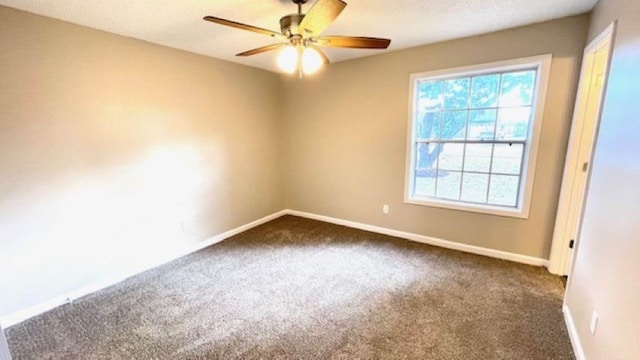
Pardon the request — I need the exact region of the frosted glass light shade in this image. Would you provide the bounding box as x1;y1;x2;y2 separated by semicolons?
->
302;47;323;75
277;46;298;73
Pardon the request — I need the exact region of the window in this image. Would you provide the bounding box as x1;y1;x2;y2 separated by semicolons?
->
405;55;551;218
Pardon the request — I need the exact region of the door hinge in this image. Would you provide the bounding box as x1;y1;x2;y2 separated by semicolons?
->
582;162;589;173
569;239;575;249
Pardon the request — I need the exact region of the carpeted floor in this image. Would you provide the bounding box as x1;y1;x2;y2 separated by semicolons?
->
6;215;574;359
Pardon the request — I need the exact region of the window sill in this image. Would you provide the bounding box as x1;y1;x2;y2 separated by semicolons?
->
404;196;530;219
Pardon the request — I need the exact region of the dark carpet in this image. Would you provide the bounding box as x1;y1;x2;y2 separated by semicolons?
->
6;215;574;359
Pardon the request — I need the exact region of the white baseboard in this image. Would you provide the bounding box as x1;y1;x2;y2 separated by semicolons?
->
286;210;549;267
0;210;288;329
563;304;586;360
0;324;11;360
1;208;549;328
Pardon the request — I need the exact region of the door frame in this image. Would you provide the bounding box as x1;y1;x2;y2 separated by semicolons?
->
548;22;616;276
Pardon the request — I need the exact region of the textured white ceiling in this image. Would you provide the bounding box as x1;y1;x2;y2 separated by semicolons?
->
0;0;598;73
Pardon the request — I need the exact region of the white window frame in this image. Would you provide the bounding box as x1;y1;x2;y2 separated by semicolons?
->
404;54;552;219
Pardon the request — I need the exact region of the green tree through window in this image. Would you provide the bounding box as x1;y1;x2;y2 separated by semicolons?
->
409;67;539;209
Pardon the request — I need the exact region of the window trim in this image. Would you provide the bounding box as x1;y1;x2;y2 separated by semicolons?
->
404;54;553;219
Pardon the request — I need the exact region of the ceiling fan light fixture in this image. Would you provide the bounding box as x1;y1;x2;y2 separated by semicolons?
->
277;45;298;73
301;46;324;75
204;0;391;75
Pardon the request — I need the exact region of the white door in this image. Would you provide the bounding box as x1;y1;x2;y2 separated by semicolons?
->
548;23;616;276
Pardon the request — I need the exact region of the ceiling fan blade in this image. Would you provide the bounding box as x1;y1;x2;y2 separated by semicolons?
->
203;16;284;38
299;0;347;36
314;36;391;49
236;43;288;57
308;45;330;64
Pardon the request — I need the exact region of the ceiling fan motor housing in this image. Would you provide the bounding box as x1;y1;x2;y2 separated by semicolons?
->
280;14;305;37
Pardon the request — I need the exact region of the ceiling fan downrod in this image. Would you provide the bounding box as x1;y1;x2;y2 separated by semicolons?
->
291;0;309;15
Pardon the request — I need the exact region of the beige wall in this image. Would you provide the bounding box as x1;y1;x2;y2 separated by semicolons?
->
565;0;640;359
282;15;589;259
0;6;285;317
0;4;596;326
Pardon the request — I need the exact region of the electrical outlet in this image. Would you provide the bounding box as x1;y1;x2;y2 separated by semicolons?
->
590;311;599;335
383;205;390;214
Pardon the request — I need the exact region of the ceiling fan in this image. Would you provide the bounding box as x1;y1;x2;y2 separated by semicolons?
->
203;0;391;76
